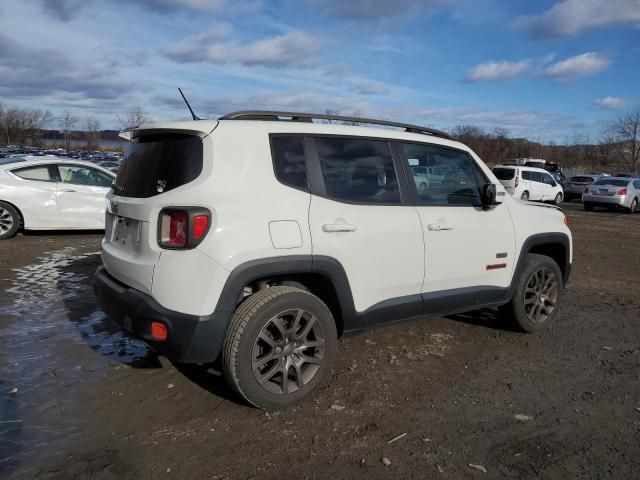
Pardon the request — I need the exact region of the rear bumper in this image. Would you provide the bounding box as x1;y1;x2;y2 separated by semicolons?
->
582;195;628;207
94;266;223;364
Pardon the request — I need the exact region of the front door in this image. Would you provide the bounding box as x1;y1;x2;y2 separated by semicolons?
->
307;136;424;315
55;164;113;228
398;142;516;295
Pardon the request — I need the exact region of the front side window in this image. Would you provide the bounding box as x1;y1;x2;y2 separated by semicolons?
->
270;135;308;191
314;136;400;204
12;166;54;182
58;165;114;187
401;143;481;206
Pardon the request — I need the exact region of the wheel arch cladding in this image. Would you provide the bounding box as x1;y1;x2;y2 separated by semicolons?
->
516;233;571;287
215;255;355;338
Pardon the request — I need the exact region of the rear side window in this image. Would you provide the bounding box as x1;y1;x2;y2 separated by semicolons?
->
314;136;400;204
492;168;515;180
114;134;203;198
12;165;54;182
270;135;308;191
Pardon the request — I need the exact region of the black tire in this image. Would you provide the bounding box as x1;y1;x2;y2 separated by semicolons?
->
501;253;563;333
553;193;563;205
627;198;638;214
520;191;530;201
0;201;20;240
223;286;337;409
584;203;594;211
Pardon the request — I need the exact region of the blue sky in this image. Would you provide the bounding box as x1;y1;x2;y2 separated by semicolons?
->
0;0;638;142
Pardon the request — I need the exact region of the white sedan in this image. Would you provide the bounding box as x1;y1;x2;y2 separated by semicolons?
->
0;156;115;239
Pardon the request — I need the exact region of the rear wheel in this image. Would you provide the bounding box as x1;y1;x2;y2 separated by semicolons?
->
553;192;563;205
501;254;562;333
418;182;429;194
627;198;638;214
0;202;20;240
223;286;337;409
520;191;530;201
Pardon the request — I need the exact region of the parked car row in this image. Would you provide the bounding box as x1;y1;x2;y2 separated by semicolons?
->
492;165;640;214
0;146;123;173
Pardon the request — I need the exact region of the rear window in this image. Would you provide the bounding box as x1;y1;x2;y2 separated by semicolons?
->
113;134;203;198
594;178;628;187
570;176;595;183
493;168;515;180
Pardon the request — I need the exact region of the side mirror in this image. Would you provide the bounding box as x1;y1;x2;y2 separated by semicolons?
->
482;183;503;207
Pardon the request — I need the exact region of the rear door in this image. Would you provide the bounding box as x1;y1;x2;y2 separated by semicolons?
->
103;133;205;294
492;167;516;194
307;135;424;317
56;164;114;228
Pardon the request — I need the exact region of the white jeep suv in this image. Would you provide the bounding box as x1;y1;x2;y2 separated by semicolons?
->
94;111;572;409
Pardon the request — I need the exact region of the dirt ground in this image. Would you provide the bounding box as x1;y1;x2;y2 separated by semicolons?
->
1;202;639;480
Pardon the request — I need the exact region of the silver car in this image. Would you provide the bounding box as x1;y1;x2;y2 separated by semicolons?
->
582;177;640;213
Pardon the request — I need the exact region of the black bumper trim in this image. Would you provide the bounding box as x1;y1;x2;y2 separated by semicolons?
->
94;266;223;364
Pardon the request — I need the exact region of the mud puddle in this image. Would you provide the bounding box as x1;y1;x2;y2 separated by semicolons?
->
0;246;154;474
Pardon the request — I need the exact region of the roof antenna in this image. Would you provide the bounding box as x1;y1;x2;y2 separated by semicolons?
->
178;88;201;121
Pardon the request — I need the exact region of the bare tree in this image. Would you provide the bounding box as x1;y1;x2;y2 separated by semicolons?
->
59;110;78;151
117;106;151;129
613;108;640;171
23;109;53;146
83;116;101;148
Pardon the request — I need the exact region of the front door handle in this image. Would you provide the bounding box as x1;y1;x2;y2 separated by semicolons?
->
427;222;454;231
322;224;357;233
61;188;76;193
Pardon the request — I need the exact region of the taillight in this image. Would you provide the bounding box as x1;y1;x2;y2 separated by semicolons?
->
617;188;627;196
515;175;520;188
193;215;209;240
158;208;211;249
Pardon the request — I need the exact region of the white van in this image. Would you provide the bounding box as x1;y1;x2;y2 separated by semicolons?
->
492;165;564;203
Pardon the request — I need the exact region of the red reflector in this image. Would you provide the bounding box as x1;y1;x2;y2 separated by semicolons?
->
168;211;188;247
617;188;627;196
193;215;209;240
151;322;168;341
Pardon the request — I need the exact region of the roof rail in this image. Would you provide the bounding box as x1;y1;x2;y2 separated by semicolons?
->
218;110;452;140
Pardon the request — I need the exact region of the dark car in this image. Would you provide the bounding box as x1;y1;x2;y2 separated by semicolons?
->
564;175;601;201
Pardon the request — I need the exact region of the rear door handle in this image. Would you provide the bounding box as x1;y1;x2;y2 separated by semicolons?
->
322;224;357;233
427;222;454;231
61;189;76;193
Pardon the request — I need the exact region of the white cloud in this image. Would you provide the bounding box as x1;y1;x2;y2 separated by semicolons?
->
516;0;640;38
596;96;625;109
465;59;533;82
543;52;611;81
165;30;320;67
38;0;224;20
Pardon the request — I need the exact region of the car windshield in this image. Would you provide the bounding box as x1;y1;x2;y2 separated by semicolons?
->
492;168;515;180
594;179;628;187
570;176;595;183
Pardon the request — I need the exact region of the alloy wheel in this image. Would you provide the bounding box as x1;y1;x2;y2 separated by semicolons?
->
252;309;325;395
0;206;14;236
523;268;558;324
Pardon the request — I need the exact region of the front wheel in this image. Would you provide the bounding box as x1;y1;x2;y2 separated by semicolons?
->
520;191;530;201
627;198;638;214
223;286;337;409
0;202;20;240
553;193;563;205
501;254;563;333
